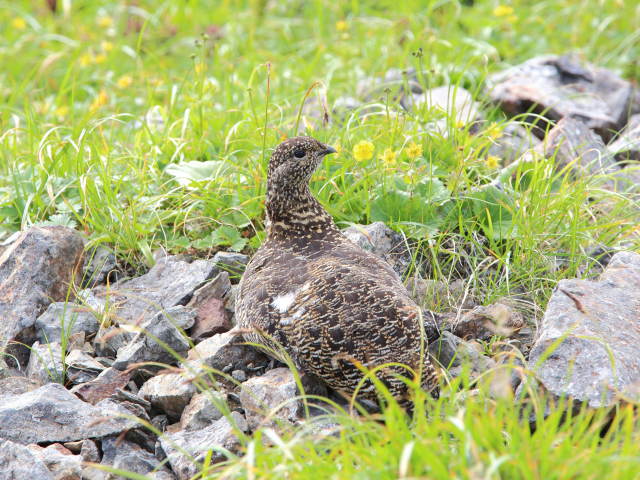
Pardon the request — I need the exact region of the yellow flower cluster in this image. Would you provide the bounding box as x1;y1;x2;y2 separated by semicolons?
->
485;155;501;169
352;140;374;161
380;148;396;165
12;17;27;30
405;142;423;159
493;5;517;23
116;75;133;89
90;89;108;112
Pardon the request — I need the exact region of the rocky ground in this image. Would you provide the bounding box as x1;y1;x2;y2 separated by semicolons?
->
1;54;640;479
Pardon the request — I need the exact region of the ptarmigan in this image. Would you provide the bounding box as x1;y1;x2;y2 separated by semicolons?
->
236;136;439;407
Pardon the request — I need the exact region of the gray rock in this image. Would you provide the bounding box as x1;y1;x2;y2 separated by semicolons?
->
25;341;64;385
83;436;174;480
0;440;54;480
29;443;82;480
342;222;412;277
239;367;302;431
608;114;640;162
429;331;496;378
403;86;481;128
106;255;218;326
187;272;233;342
139;373;196;421
541;117;617;179
231;369;247;382
65;348;106;384
405;276;476;311
0;375;40;395
160;411;248;479
0;383;138;444
527;251;640;407
94;324;136;358
83;245;119;287
0;226;85;368
181;331;267;379
35;301;100;344
112;306;194;371
212;251;249;277
180;391;226;431
80;438;101;463
487;122;541;165
70;367;132;405
487;54;633;141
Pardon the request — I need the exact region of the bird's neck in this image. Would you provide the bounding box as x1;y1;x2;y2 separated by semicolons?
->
265;182;339;238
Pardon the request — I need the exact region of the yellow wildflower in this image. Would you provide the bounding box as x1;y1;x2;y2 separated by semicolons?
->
195;62;205;74
54;105;69;118
493;5;514;17
380;148;397;165
116;75;133;89
405;142;423;159
93;53;107;64
352;140;374;161
12;17;27;30
79;52;92;67
97;16;113;28
101;41;114;52
486;123;503;140
90;89;108;111
336;20;348;32
486;155;501;169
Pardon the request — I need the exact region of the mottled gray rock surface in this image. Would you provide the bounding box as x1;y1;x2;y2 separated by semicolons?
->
0;440;54;480
105;255;218;325
240;367;302;431
0;226;85;367
187;272;232;342
528;251;640;407
487;122;541;165
0;383;137;443
71;367;132;404
35;301;100;344
487;55;633;141
26;341;65;385
83;245;118;287
139;373;196;421
430;331;496;378
180;391;225;431
160;411;248;480
112;306;194;370
29;443;83;480
342;222;412;277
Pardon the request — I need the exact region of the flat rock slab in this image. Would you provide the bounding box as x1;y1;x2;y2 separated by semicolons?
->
104;255;218;325
160;412;248;480
0;226;85;367
0;383;138;444
487;55;632;141
528;251;640;407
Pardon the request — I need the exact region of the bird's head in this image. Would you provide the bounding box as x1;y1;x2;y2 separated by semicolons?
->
267;136;336;189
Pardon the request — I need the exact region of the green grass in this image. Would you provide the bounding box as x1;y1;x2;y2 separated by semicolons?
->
1;0;640;478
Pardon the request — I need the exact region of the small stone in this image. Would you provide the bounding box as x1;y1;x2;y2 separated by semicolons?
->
65;348;105;384
429;331;496;379
452;302;525;340
231;369;247;382
82;245;119;288
239;367;302;431
29;443;82;480
0;383;138;444
487;54;633;141
139;373;196;421
84;436;174;480
342;222;412;277
212;251;250;277
112;306;194;371
151;414;169;433
35;301;100;344
181;331;267;380
526;251;640;407
26;341;64;385
608;114;640;162
80;439;101;463
0;440;54;480
70;367;132;405
187;272;233;342
180;391;225;431
160;411;248;480
0;226;85;368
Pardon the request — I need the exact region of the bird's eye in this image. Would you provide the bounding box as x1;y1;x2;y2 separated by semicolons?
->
293;148;305;159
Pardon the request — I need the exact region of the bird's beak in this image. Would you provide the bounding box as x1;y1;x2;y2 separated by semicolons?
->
320;144;337;157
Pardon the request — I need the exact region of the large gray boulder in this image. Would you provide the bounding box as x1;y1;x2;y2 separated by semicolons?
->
0;226;85;367
0;383;138;444
528;251;640;407
0;440;54;480
487;55;633;141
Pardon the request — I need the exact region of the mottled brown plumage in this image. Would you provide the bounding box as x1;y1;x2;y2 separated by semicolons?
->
236;136;439;406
